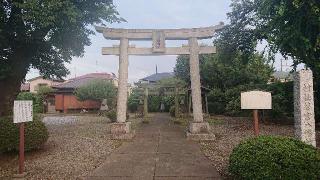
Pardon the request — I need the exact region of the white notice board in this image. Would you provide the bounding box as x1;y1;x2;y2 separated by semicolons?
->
241;91;272;110
13;100;33;123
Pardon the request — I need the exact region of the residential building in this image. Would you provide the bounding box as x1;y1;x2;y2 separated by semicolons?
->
269;71;293;83
53;73;117;113
20;76;64;92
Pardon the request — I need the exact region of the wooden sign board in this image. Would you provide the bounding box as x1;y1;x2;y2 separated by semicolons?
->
13;101;33;123
241;91;272;110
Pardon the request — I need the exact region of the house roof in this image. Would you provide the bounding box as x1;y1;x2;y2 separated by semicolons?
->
272;71;293;80
69;73;116;81
28;75;64;82
140;72;174;82
54;73;116;89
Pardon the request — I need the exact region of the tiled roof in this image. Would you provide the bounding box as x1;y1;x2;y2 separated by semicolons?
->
272;71;293;80
28;76;64;82
54;73;116;89
140;72;174;82
69;73;116;81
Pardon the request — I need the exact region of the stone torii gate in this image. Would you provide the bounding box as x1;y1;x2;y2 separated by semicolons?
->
96;23;223;140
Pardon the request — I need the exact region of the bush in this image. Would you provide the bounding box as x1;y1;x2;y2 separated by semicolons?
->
104;109;129;122
17;92;43;113
148;96;161;112
128;91;140;113
265;82;294;119
105;110;117;122
75;79;117;107
208;102;225;115
162;96;174;112
229;136;320;180
0;115;48;153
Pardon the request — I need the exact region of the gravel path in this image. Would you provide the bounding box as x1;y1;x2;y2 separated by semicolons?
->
0;115;144;179
200;116;320;178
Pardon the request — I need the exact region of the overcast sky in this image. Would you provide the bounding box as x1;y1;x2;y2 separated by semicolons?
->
26;0;294;83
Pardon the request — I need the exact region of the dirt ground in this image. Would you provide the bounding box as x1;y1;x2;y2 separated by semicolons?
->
200;116;320;178
0;115;142;179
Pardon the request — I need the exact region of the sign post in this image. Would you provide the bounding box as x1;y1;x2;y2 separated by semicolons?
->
19;122;25;174
241;91;272;136
13;100;33;177
253;109;259;136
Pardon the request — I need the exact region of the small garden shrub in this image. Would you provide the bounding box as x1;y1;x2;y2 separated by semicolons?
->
104;109;129;122
229;136;320;180
0;115;48;153
105;110;117;122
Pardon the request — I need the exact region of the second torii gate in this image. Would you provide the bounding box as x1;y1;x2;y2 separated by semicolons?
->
96;23;223;140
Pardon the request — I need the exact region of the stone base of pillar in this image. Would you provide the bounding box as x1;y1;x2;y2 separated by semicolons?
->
189;122;210;133
110;122;135;140
186;122;215;141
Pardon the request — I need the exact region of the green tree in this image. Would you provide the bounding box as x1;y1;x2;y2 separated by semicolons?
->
75;80;117;107
16;92;43;113
0;0;123;116
174;53;272;90
37;86;55;97
218;0;320;118
157;77;187;88
174;55;208;84
174;49;273;116
127;90;140;113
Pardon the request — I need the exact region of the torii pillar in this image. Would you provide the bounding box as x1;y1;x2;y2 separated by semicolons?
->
110;37;134;139
186;37;214;140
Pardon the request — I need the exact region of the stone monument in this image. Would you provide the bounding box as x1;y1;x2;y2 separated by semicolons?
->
294;69;316;147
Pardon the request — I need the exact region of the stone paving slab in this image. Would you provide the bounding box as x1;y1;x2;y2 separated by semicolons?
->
115;140;158;154
84;113;220;180
134;132;159;140
158;140;201;154
86;153;156;178
155;153;215;177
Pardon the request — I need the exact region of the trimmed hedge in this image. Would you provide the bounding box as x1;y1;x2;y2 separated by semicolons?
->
229;136;320;180
0;115;48;153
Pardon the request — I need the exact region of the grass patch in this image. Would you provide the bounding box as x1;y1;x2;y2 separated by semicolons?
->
172;118;188;126
207;118;225;126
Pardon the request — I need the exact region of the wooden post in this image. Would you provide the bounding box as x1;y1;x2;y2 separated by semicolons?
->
188;93;192;115
19;123;25;174
253;110;259;136
205;94;209;114
175;87;179;118
144;88;148;117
